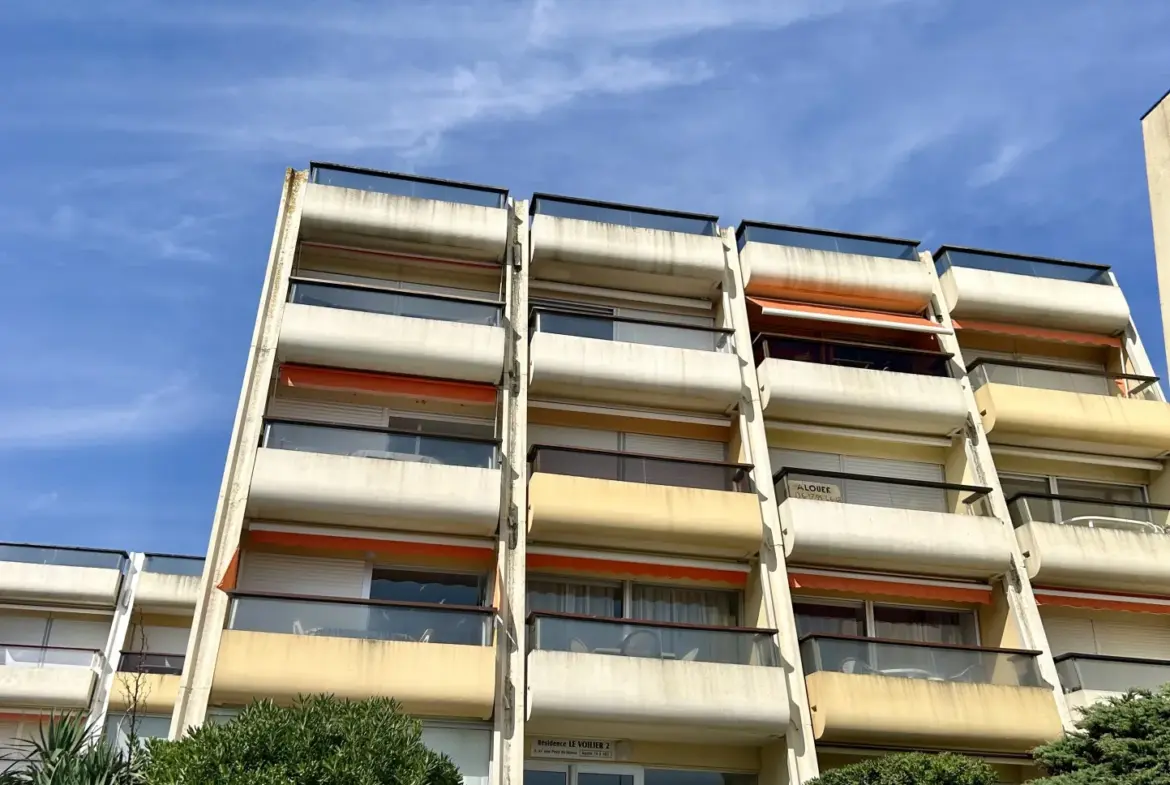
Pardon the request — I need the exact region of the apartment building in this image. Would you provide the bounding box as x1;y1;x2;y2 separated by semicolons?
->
0;544;203;753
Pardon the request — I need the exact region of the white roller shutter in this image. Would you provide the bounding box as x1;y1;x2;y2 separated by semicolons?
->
46;619;111;651
1041;613;1097;655
771;448;842;474
527;425;619;452
0;616;48;646
623;433;726;462
1093;619;1170;659
134;625;190;655
614;307;716;351
267;399;388;428
0;721;25;758
237;553;368;599
770;449;946;512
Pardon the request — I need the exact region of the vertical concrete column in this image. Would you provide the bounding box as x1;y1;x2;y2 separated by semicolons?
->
1141;94;1170;373
170;169;306;737
721;228;819;784
497;199;531;785
87;551;144;742
922;250;1073;730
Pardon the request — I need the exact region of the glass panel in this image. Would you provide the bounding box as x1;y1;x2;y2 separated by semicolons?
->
529;615;776;666
1054;480;1153;529
118;652;185;675
793;603;866;638
290;281;501;326
740;224;918;261
142;555;204;576
1000;476;1054;525
105;714;172;752
577;774;635;785
871;606;978;645
527;580;622;618
800;636;1045;686
531;447;743;492
534;311;728;352
936;249;1111;284
630;585;738;627
229;596;490;646
970;361;1114;395
1056;655;1170;693
0;645;97;668
0;544;124;570
264;421;497;469
310;165;505;208
525;770;569;785
369;569;482;606
422;727;491;785
533;196;716;236
755;336;950;377
646;771;756;785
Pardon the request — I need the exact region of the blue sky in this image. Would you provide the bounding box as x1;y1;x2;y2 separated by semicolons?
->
2;0;1170;555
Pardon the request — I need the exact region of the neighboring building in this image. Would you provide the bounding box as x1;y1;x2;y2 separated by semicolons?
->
0;545;203;753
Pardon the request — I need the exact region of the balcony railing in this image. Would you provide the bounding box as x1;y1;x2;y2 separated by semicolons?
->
737;221;919;261
527;611;779;666
967;359;1159;400
529;445;751;493
774;468;992;516
935;246;1112;285
0;644;102;670
531;193;718;236
142;554;205;576
754;333;952;377
227;592;494;647
800;634;1046;687
530;307;733;353
117;651;185;676
0;543;127;571
1006;492;1169;534
288;277;503;327
261;419;500;469
1055;652;1170;694
309;163;507;209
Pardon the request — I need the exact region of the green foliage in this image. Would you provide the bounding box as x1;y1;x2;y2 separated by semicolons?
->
1030;686;1170;784
145;694;462;785
807;752;999;785
0;711;140;785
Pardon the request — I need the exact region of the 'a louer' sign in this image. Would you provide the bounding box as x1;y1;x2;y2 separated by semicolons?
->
789;480;842;502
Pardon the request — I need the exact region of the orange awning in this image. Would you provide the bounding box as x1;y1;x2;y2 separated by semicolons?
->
747;298;951;335
245;529;495;567
528;552;747;587
278;364;498;404
1033;587;1170;615
789;570;991;605
952;319;1122;348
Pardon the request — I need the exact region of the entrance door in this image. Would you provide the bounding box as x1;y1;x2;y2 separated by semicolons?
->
524;763;644;785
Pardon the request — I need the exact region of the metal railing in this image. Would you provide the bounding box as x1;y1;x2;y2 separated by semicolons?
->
1005;492;1169;533
774;468;992;515
934;246;1112;285
737;221;919;261
309;163;507;208
531;193;718;236
288;277;503;327
227;591;495;647
530;307;733;353
527;611;779;666
529;445;752;492
966;358;1159;399
117;651;185;676
0;543;127;571
142;554;205;576
0;643;102;670
800;633;1047;687
753;333;952;377
1054;652;1170;694
261;419;500;469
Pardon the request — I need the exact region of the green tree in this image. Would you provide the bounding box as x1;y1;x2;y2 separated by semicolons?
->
0;711;140;785
145;695;462;785
807;751;999;785
1030;687;1170;784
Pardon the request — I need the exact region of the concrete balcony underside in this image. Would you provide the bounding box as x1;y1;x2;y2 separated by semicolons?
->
528;332;742;413
740;242;934;313
212;631;495;719
278;303;506;384
0;666;95;710
940;266;1130;335
758;358;969;436
805;672;1062;753
1017;521;1170;594
529;214;726;297
135;572;200;613
247;449;501;537
528;474;762;558
526;650;790;744
0;562;120;607
300;182;509;262
975;383;1170;458
782;498;1013;579
109;673;180;714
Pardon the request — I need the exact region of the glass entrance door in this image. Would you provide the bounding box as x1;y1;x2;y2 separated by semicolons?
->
524;763;644;785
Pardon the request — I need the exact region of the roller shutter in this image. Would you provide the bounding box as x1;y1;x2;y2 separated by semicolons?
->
237;553;367;599
771;449;945;512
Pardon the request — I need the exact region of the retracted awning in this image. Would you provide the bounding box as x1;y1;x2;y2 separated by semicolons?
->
747;297;951;335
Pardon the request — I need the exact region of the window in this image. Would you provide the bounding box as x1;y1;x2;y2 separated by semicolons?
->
104;714;171;752
369;569;483;606
794;600;978;645
529;579;738;625
1001;473;1151;529
528;579;622;618
422;725;491;785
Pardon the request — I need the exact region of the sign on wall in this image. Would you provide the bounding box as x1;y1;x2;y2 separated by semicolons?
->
789;480;843;502
530;738;616;761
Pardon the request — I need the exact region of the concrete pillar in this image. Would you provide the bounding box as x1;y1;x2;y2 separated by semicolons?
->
721;228;819;784
87;551;144;742
1141;92;1170;373
170;169;305;737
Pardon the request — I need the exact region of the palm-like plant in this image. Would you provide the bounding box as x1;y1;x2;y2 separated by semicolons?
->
0;711;141;785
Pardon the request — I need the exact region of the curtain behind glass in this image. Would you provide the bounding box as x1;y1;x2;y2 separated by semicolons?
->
527;580;621;617
630;585;736;626
872;606;978;681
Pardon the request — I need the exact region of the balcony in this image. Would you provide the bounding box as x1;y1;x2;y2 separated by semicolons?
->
0;543;126;607
0;644;100;709
528;194;726;297
527;446;761;558
526;612;788;743
301;164;509;262
1010;493;1170;594
110;652;185;714
969;359;1170;458
1055;653;1170;714
800;634;1062;753
213;593;496;719
755;334;969;436
528;308;741;412
737;222;933;313
775;469;1012;579
248;420;502;537
279;278;506;384
936;246;1130;334
135;554;203;613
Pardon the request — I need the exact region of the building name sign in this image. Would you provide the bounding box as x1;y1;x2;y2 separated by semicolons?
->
789;480;843;502
531;738;616;761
